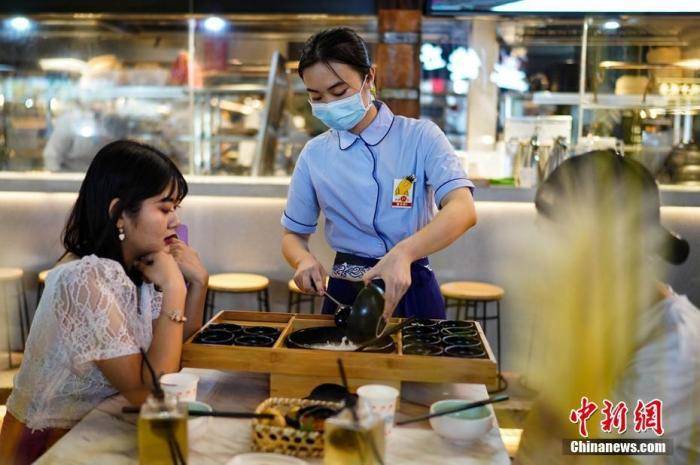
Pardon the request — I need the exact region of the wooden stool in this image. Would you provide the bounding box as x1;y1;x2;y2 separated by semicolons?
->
440;281;505;375
287;277;328;314
0;268;30;368
204;273;270;324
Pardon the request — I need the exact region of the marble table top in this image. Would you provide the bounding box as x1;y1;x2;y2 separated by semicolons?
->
35;369;509;465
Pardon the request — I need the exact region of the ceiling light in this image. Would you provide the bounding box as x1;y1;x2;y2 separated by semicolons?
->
203;17;226;33
603;20;621;30
493;0;700;12
7;16;32;32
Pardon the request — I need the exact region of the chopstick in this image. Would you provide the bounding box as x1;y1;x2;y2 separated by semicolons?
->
395;394;509;426
121;405;274;419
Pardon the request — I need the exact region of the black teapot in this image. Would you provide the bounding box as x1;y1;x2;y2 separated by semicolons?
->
331;282;386;344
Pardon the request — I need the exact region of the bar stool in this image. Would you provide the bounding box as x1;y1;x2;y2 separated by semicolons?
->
440;281;505;373
287;277;328;314
0;268;30;368
204;273;270;324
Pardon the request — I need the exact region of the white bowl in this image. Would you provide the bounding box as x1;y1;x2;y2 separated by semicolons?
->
429;399;494;445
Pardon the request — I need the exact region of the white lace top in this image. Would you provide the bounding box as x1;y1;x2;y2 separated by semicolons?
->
7;254;162;430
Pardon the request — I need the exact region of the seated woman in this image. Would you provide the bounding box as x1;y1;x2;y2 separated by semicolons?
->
0;140;209;465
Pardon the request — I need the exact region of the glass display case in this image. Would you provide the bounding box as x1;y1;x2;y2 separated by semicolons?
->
419;18;473;150
498;15;700;187
0;15;374;176
0;16;193;172
0;14;480;177
579;16;700;185
494;17;582;140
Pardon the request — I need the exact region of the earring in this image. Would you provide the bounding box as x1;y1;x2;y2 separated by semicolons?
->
118;227;125;242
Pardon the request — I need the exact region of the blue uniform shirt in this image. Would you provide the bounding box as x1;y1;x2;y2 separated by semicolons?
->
282;102;474;259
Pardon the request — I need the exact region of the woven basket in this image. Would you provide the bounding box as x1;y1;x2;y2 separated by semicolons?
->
251;397;343;458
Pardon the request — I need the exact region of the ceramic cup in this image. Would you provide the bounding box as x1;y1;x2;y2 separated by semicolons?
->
160;372;199;402
357;384;400;435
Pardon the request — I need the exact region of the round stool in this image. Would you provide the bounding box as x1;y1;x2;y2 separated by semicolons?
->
287;277;329;314
204;273;270;324
0;268;30;368
440;281;505;373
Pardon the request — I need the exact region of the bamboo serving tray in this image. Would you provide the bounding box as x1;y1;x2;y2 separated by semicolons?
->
181;310;498;397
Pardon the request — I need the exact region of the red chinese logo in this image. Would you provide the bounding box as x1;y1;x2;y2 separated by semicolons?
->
601;400;628;434
569;397;598;437
633;399;664;436
569;398;664;438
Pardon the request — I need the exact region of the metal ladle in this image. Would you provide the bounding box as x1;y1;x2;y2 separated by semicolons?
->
324;291;352;315
325;289;356;331
309;281;353;327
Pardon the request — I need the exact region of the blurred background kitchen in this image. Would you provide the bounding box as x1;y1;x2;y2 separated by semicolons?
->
1;3;700;443
0;3;692;180
3;5;700;184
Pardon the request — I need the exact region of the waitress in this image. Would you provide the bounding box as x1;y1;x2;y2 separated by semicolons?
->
281;27;476;320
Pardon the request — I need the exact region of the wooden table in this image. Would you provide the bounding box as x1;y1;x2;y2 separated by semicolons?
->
35;369;510;465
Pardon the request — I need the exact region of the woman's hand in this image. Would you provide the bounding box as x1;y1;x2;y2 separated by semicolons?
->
362;247;413;321
294;255;328;295
134;250;185;294
168;239;209;287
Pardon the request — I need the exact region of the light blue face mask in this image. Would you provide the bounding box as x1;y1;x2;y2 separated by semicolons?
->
309;77;371;131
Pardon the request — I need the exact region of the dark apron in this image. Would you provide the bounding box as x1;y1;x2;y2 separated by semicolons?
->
321;252;446;319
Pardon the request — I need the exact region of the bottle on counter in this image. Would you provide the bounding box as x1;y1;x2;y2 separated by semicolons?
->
516;133;542;188
138;393;189;465
543;135;570;180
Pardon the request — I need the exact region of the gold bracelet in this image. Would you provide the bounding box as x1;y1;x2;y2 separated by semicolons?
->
164;309;187;323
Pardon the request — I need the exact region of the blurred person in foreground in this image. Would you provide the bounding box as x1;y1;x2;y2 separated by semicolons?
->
513;150;698;465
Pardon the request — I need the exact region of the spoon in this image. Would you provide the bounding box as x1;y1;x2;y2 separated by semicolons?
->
309;281;352;313
309;281;355;329
324;290;351;311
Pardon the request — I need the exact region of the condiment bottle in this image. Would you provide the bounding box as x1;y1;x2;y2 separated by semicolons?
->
138;393;189;465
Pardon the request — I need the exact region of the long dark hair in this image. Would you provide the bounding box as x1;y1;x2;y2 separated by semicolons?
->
62;140;187;277
298;27;371;81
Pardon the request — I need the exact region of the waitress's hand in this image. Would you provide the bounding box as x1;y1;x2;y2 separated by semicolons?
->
134;250;186;295
294;255;328;296
168;239;209;287
362;248;413;321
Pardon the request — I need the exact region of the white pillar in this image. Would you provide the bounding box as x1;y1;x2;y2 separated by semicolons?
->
467;18;499;151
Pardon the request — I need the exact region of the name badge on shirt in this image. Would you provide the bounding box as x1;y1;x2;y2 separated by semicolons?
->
392;175;416;208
